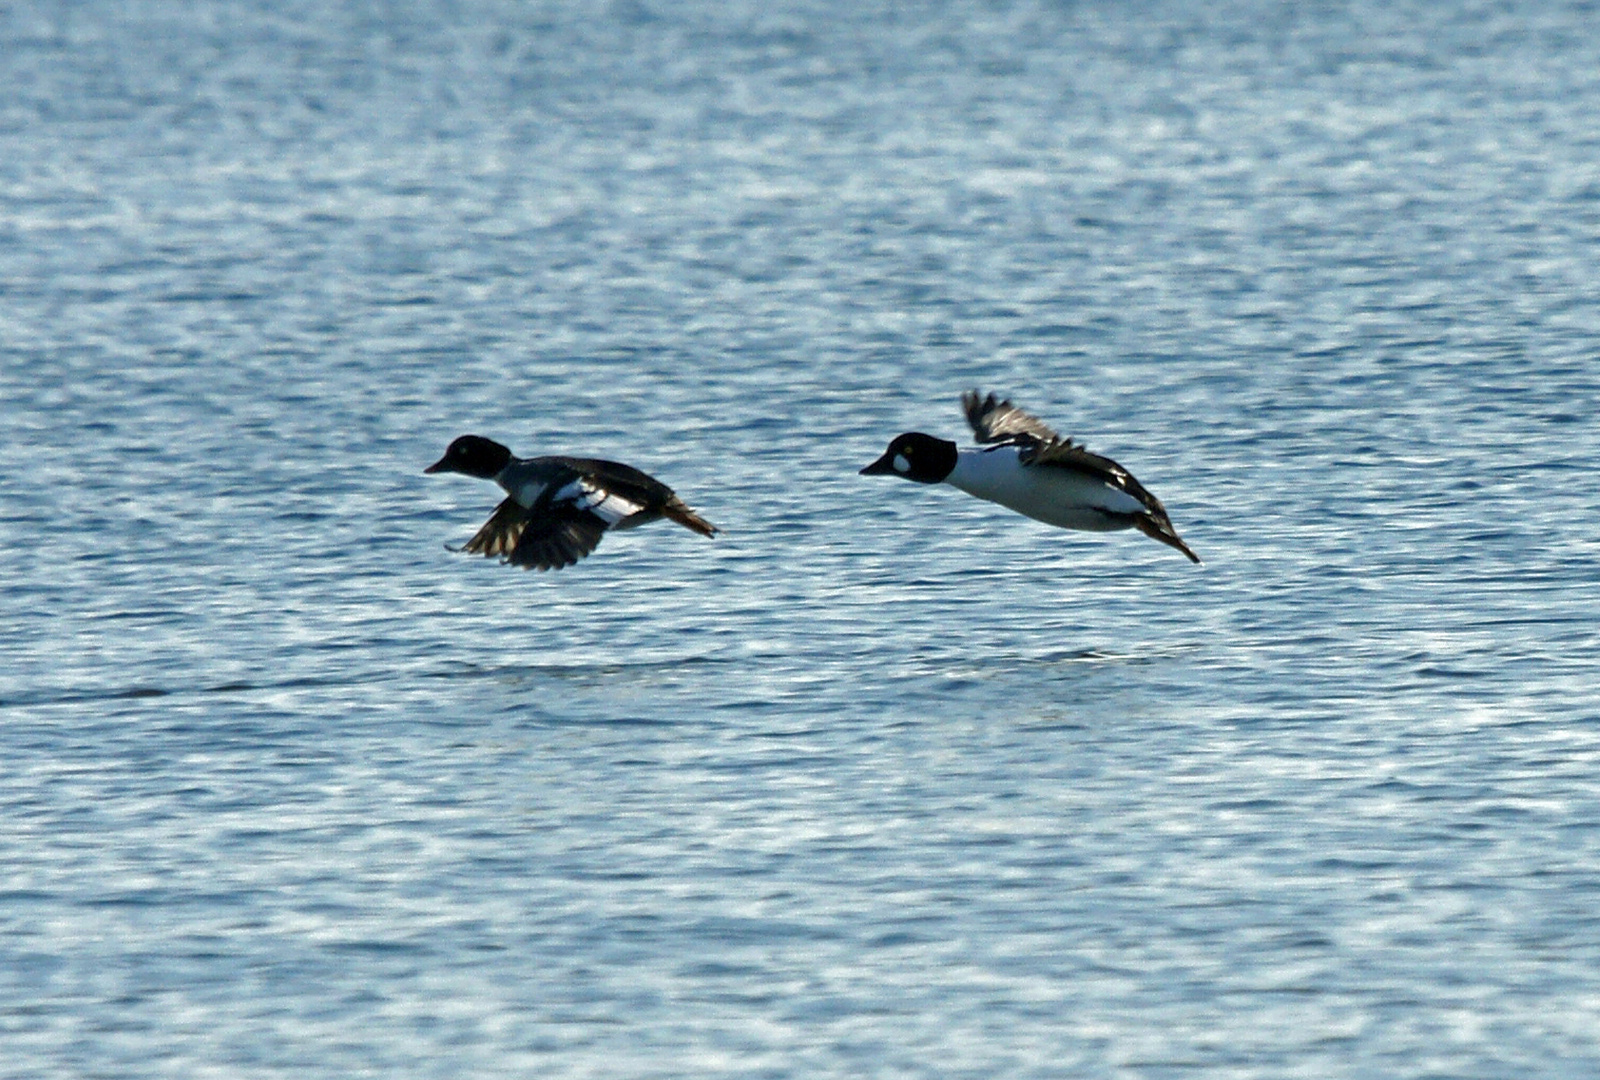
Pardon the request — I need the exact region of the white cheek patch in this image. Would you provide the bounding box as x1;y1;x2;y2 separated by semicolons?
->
557;479;644;525
893;454;911;474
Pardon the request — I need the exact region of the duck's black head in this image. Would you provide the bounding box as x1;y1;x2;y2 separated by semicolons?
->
860;432;958;484
425;435;513;479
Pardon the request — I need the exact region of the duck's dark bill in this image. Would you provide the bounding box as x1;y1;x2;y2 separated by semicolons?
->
860;452;897;476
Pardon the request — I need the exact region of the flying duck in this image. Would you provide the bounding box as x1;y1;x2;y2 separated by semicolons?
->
426;435;717;570
861;391;1199;563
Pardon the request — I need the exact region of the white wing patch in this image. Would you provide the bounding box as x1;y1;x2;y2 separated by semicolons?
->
555;478;644;526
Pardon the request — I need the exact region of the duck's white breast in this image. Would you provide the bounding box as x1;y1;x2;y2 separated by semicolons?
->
946;448;1143;532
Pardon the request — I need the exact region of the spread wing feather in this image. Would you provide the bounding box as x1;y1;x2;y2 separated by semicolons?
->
508;509;608;570
456;498;531;559
453;486;607;571
963;390;1065;447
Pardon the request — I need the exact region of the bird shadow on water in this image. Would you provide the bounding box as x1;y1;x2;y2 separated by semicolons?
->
0;635;1211;739
0;654;739;713
871;639;1212;728
914;641;1205;683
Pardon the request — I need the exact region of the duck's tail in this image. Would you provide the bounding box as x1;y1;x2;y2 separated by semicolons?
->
663;496;719;538
1133;514;1200;564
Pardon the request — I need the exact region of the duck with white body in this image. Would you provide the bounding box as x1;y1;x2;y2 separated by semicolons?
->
861;391;1200;563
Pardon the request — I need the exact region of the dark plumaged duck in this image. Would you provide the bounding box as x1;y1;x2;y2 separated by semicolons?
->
426;435;717;571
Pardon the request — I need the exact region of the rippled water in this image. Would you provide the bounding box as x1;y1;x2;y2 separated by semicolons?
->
4;1;1600;1076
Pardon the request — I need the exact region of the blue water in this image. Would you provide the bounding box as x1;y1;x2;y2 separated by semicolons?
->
4;1;1600;1076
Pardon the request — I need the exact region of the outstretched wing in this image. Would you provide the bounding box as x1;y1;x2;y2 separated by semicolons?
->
507;505;609;570
963;390;1067;448
965;390;1123;482
456;497;531;559
453;484;612;571
503;467;634;570
454;495;606;570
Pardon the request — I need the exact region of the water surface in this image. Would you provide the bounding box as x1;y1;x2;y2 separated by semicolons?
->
3;1;1599;1076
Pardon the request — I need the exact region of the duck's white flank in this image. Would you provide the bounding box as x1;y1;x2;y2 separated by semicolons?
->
946;447;1145;532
